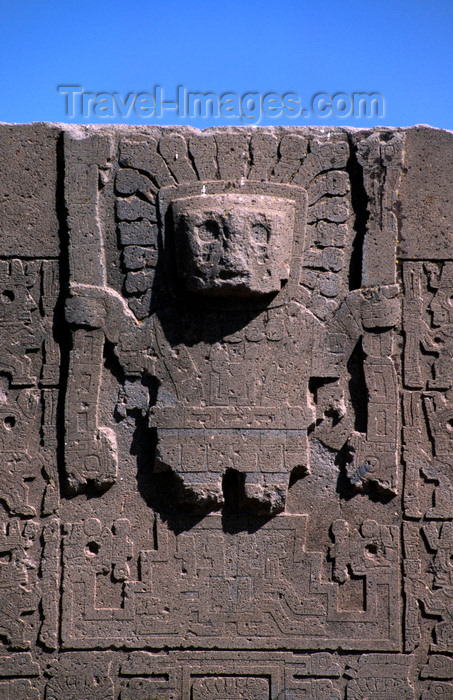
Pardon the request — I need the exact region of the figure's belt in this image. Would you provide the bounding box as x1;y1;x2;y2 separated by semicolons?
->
150;405;314;430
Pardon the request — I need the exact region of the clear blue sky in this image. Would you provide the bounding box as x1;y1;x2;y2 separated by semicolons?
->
1;0;452;129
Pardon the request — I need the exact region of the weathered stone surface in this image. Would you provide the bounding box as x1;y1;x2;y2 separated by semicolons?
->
398;125;453;259
0;123;452;697
0;123;60;257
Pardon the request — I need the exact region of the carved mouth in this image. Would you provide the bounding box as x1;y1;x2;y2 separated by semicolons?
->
218;269;246;280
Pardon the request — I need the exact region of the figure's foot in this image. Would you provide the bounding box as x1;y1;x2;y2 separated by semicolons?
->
174;477;224;514
243;479;287;516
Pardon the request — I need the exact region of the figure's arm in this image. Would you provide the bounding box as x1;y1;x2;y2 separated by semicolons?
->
66;283;140;347
64;282;156;493
63;131;153;495
348;284;401;495
314;284;401;495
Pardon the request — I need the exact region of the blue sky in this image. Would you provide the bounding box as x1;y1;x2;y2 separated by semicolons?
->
1;0;452;129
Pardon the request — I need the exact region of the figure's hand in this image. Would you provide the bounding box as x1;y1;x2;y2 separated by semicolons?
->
360;284;400;329
65;293;106;328
65;283;136;343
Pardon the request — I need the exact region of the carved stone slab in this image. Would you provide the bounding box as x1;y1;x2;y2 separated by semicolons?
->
0;123;452;698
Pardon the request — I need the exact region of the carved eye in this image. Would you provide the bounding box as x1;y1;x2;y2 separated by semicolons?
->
1;290;14;304
366;543;378;556
252;223;269;247
85;541;100;556
197;219;221;242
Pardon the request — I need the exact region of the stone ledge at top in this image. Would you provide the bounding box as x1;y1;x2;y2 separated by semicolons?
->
0;123;452;260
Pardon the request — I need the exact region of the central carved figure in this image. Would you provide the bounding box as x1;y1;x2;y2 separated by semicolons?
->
64;134;401;517
151;181;311;514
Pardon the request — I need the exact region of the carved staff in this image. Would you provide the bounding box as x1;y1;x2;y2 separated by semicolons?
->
63;131;117;493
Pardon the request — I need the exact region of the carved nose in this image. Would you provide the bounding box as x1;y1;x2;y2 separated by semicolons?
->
218;253;248;276
220;226;236;249
216;227;247;270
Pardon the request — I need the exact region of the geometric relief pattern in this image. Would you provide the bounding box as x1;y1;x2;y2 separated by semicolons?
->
62;514;400;650
402;260;453;673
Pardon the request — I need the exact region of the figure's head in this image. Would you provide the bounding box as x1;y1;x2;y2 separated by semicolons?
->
171;193;295;297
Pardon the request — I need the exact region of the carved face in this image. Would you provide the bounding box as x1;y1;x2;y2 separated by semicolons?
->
171;194;295;296
429;287;453;326
428;263;453;327
0;283;37;323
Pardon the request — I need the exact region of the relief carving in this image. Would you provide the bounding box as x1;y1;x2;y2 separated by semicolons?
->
64;129;403;515
1;124;452;698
